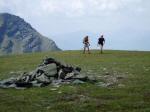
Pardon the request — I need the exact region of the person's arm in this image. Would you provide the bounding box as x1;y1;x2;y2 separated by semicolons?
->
83;38;85;44
97;38;99;46
88;39;90;46
103;38;105;44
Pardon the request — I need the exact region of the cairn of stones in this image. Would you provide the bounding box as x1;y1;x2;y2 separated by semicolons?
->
0;57;93;89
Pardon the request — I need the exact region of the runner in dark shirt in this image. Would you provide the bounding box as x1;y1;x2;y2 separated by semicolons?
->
98;35;105;54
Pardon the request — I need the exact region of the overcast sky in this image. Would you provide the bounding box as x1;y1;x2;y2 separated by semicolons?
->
0;0;150;51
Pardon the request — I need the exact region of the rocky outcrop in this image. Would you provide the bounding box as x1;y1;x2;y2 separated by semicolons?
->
0;13;60;55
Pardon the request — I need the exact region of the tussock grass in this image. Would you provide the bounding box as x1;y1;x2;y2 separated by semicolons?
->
0;50;150;112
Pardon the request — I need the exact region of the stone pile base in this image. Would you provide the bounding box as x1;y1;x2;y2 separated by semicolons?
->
0;57;96;89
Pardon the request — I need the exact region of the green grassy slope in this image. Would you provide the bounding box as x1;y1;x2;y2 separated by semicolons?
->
0;50;150;112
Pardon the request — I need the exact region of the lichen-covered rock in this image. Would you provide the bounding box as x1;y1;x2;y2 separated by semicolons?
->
37;63;57;77
35;74;51;83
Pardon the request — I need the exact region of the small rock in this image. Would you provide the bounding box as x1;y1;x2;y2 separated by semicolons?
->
65;73;74;79
46;106;51;109
118;84;125;88
50;88;57;91
51;79;62;86
36;74;51;83
53;85;60;88
58;91;62;94
8;84;16;88
116;76;124;80
105;72;110;75
72;79;85;84
96;82;107;87
103;68;107;71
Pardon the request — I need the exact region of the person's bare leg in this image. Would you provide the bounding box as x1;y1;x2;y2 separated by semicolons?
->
88;46;90;54
100;45;103;54
83;46;86;53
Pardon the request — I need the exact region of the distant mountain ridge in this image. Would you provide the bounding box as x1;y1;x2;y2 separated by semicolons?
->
0;13;60;55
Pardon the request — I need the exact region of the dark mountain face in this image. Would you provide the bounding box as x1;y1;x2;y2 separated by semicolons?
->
0;13;60;55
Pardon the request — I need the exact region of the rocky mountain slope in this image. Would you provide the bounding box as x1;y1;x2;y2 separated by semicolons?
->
0;13;60;55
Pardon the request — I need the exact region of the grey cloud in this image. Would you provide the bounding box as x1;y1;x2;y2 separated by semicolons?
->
0;0;150;50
